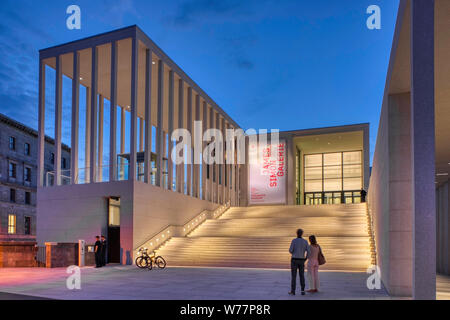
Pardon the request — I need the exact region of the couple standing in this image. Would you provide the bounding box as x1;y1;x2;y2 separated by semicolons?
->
288;228;324;296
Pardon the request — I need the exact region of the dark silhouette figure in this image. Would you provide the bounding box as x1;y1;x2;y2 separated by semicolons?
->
288;229;310;296
94;236;102;268
101;235;107;266
360;189;367;202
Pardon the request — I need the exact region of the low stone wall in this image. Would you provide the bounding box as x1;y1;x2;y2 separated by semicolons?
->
45;242;96;268
45;242;78;268
0;241;37;267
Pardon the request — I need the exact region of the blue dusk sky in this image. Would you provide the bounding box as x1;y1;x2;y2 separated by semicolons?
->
0;0;399;164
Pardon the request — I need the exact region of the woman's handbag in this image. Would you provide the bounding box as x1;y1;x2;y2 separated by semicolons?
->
318;246;326;265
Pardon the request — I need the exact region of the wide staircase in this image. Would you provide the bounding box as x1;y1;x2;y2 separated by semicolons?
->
156;203;375;271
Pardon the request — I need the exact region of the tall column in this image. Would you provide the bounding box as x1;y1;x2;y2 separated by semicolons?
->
168;70;174;191
129;37;138;182
98;95;104;182
411;0;436;300
209;108;214;202
120;107;126;179
144;49;152;184
89;46;98;183
155;59;164;187
109;41;118;182
71;52;80;184
202;101;208;200
215;112;220;203
85;87;91;183
138;118;143;152
194;94;201;198
37;59;45;187
177;79;184;194
186;87;193;196
54;55;62;186
221;118;226;204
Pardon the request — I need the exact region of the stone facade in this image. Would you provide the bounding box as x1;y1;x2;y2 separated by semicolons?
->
0;113;70;241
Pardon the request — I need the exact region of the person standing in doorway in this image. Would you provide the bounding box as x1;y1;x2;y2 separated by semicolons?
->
360;189;367;202
94;236;102;268
101;235;107;266
306;235;321;293
288;229;310;296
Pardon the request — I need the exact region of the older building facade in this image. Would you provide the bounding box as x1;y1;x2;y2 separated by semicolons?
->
0;113;70;241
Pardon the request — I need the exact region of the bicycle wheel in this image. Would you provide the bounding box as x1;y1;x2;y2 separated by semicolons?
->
135;256;148;269
155;256;166;269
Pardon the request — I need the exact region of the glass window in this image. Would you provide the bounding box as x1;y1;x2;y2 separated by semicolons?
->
10;189;16;202
8;214;16;234
9;162;17;178
343;177;362;190
324;153;341;166
343;151;361;165
51;153;55;164
305;180;322;192
304;154;322;167
25;192;31;205
24;216;31;235
324;165;341;179
305;167;322;180
109;198;121;227
24;143;30;155
324;178;342;191
24;167;31;182
343;164;362;178
9;136;16;150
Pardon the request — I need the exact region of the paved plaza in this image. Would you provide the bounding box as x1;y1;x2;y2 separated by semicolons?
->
0;265;392;300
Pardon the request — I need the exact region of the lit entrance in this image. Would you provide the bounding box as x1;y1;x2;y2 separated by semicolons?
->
108;197;121;263
293;130;366;205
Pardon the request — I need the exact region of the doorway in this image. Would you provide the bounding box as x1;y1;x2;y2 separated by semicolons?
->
108;197;121;263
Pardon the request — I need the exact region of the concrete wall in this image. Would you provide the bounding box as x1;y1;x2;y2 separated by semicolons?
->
37;181;134;264
133;181;219;249
437;180;449;275
368;93;413;296
37;179;220;264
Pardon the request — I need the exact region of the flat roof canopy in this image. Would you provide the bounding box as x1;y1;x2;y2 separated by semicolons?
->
389;0;450;184
294;130;363;155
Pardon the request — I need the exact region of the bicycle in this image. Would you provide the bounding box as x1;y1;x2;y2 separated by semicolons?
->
135;247;166;270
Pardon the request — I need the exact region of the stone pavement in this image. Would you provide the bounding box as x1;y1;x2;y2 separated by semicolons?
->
0;265;391;300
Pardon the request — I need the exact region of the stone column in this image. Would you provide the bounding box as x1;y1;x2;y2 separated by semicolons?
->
410;0;436;300
168;70;174;191
109;41;118;182
37;59;45;187
186;87;193;196
85;87;91;183
156;59;164;187
202;101;208;200
89;46;98;183
54;55;62;186
177;79;185;194
71;52;80;185
98;95;104;181
129;37;138;182
144;49;152;184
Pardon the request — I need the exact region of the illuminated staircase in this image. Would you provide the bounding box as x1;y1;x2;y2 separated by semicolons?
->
156;203;374;271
